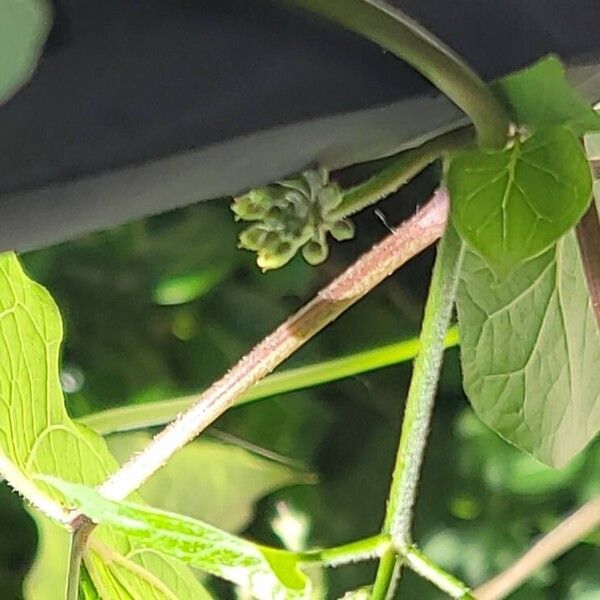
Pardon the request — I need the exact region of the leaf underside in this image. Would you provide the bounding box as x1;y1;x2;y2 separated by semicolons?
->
457;229;600;467
45;478;311;600
106;432;310;534
0;253;209;599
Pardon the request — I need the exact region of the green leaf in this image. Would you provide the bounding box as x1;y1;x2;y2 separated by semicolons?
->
456;229;600;467
0;252;208;598
0;0;51;105
107;433;313;533
83;540;210;600
492;56;600;136
44;478;312;600
449;127;592;277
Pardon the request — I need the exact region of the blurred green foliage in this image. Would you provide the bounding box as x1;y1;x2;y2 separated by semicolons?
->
1;172;597;598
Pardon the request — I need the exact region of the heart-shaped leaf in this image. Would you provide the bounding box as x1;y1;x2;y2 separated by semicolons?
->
449;126;592;277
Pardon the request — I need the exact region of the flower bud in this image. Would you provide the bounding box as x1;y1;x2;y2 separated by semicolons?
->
232;167;354;270
302;239;329;265
238;224;268;251
257;241;296;271
329;219;355;241
318;185;343;212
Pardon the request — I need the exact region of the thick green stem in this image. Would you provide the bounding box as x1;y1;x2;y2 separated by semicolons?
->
372;220;465;594
332;127;474;220
288;0;509;149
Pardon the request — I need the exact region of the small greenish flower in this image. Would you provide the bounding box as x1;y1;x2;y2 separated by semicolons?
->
231;168;355;271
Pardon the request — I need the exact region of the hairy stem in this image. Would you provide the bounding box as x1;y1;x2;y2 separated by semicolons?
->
0;454;70;525
299;534;392;567
90;189;449;502
475;494;600;600
332;127;474;219
404;545;473;599
288;0;509;148
80;328;459;435
372;220;465;595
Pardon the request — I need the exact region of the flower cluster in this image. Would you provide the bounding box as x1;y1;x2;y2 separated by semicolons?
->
231;168;355;271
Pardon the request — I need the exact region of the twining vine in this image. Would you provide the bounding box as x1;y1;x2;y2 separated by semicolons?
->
0;0;599;599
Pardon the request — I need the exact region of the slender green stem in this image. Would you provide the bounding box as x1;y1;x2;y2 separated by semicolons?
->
66;523;93;600
289;0;509;148
332;127;474;220
371;549;399;600
299;534;391;567
79;328;459;435
405;546;473;599
66;534;82;600
66;530;83;600
372;220;465;595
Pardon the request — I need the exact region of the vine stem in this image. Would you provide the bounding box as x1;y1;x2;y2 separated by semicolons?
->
0;454;70;525
404;545;473;599
79;328;460;435
299;534;392;567
474;493;600;600
332;127;473;220
86;189;450;503
288;0;509;149
372;220;465;597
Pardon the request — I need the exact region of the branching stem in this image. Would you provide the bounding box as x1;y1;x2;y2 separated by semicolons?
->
332;127;473;219
91;189;449;502
299;534;392;567
372;220;465;595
